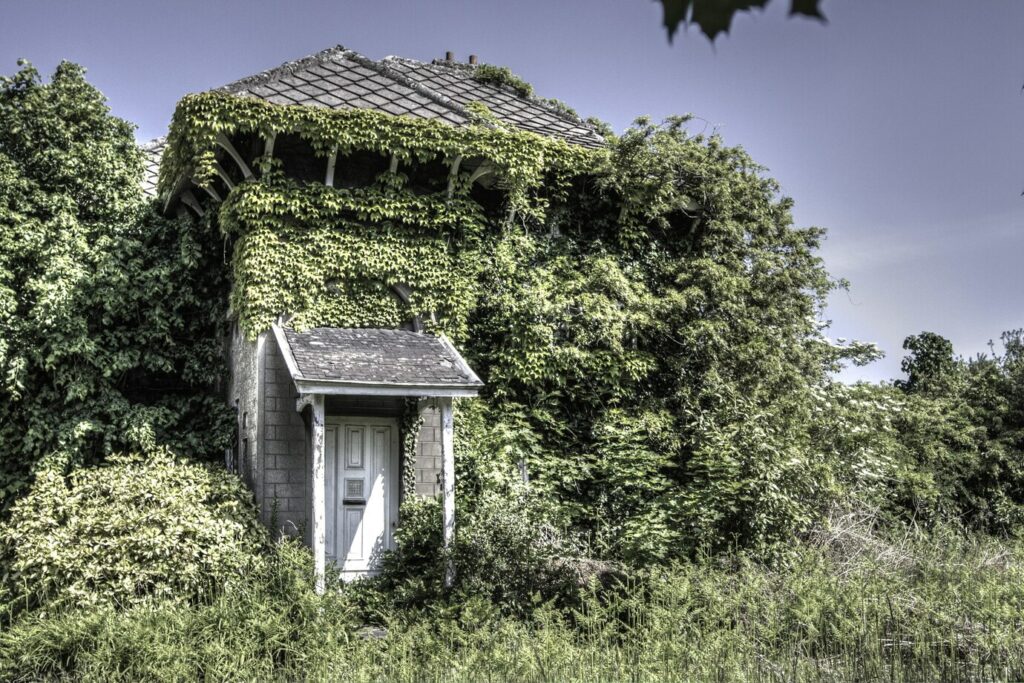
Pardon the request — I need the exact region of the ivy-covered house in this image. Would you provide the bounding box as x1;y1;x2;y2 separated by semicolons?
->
144;45;603;588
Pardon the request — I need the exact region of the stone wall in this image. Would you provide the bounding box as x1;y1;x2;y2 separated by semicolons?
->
261;333;310;538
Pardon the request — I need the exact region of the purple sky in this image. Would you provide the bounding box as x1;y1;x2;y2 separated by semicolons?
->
3;0;1022;382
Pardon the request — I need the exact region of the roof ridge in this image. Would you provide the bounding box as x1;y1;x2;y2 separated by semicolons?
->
348;53;473;126
216;44;354;94
388;56;599;135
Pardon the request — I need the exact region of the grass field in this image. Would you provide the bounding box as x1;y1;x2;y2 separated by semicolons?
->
3;514;1023;682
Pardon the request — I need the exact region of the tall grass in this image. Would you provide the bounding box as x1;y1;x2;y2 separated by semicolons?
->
3;516;1024;682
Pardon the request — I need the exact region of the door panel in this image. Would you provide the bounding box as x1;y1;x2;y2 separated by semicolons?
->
325;417;398;576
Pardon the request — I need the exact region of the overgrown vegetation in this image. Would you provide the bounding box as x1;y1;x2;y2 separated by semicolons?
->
2;59;1023;681
471;63;535;98
4;515;1024;682
0;61;231;509
0;452;263;613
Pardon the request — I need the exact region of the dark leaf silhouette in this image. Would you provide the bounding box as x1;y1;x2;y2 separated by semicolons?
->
658;0;825;41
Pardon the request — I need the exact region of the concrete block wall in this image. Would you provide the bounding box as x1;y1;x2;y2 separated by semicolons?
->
415;402;443;497
261;334;310;538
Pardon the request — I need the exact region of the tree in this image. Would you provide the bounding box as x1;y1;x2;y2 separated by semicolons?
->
0;61;231;510
896;331;958;394
466;115;847;559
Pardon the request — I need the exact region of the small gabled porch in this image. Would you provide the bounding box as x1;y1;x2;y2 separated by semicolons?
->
272;325;483;592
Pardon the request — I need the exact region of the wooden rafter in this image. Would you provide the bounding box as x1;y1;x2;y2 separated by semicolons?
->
215;132;254;180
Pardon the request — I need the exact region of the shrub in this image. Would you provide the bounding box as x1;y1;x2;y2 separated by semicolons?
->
0;450;265;612
454;490;584;612
0;538;359;681
369;490;584;616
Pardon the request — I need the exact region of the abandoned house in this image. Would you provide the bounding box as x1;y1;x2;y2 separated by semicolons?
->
143;45;604;589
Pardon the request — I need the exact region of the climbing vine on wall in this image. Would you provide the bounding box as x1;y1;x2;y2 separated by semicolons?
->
159;92;604;342
221;180;482;339
400;398;424;500
160;92;852;561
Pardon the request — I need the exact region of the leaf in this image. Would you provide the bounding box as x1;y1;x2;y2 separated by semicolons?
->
656;0;824;41
789;0;825;19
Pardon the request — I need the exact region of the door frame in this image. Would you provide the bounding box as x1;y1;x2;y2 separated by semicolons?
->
324;415;400;578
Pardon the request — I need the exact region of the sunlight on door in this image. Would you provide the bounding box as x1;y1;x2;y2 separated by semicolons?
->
325;417;399;578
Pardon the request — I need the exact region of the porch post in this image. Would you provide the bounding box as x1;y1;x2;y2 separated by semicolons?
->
310;393;326;594
439;396;456;588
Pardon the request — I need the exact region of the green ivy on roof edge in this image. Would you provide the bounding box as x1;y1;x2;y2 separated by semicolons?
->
159;91;604;222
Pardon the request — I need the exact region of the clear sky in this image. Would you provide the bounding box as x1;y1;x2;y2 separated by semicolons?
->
2;0;1022;382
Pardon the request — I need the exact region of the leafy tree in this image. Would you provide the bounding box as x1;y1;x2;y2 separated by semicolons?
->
466;115;852;560
897;331;958;394
0;62;231;510
884;330;1024;533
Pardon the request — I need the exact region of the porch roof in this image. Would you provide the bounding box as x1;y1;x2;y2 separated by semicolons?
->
273;325;483;398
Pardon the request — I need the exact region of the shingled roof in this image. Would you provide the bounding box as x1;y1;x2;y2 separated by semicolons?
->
216;45;604;149
139;45;604;198
274;326;483;397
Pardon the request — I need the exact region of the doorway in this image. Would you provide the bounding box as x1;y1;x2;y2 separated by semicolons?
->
324;416;400;577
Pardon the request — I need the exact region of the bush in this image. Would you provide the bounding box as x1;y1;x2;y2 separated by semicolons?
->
454;490;584;612
0;538;359;681
368;490;584;616
0;450;265;613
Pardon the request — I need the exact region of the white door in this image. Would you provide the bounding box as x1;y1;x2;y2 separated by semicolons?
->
325;417;399;577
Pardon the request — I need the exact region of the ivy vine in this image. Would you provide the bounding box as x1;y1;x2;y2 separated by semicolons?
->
159;91;600;225
401;398;425;500
471;64;534;98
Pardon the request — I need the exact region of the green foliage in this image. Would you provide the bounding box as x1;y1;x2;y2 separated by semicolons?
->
889;330;1024;533
4;525;1024;682
897;331;957;394
464;115;845;561
0;538;357;681
153;83;859;562
400;398;424;499
144;61;868;563
471;64;535;98
370;489;581;616
220;179;482;339
10;56;1024;626
453;490;582;612
160;91;597;222
0;451;265;612
0;62;232;510
657;0;826;41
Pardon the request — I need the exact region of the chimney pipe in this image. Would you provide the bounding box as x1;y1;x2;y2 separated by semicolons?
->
445;51;454;62
468;54;478;65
